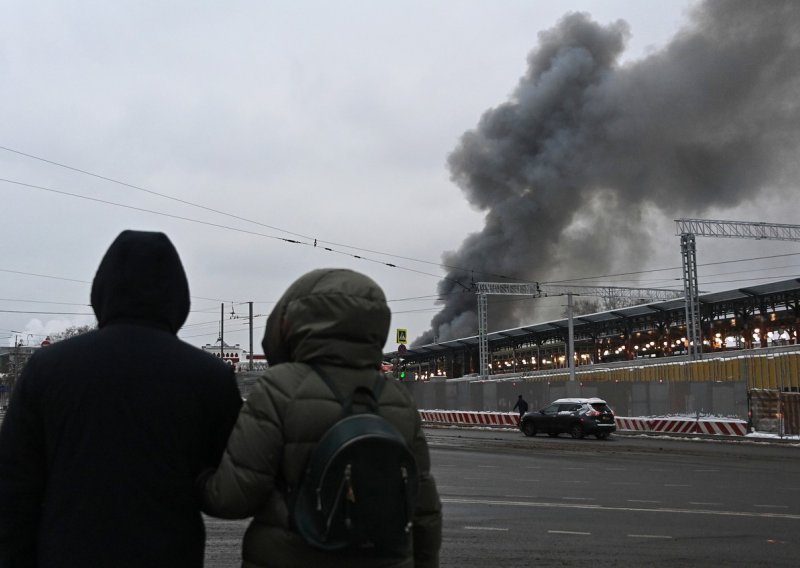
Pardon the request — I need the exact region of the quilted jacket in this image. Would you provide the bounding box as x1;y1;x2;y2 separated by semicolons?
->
203;268;442;568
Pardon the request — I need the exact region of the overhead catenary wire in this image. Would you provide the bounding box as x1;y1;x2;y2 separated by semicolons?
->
4;145;798;292
0;145;522;282
1;177;463;286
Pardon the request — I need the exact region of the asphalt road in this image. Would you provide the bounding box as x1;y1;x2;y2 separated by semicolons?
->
204;428;800;567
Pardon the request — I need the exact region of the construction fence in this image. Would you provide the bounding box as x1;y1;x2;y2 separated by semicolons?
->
404;350;800;435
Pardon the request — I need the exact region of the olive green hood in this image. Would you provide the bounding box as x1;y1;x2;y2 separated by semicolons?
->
261;269;390;368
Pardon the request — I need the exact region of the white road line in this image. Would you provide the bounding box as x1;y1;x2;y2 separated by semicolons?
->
690;502;722;506
561;480;589;484
628;534;673;539
566;467;586;470
754;504;790;509
549;530;591;536
628;499;661;504
562;497;596;501
441;497;800;520
464;526;509;532
525;466;541;469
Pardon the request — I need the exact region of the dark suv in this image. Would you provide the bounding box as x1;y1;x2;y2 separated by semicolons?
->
520;397;616;439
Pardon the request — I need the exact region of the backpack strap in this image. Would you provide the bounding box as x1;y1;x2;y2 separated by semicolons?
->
309;364;385;416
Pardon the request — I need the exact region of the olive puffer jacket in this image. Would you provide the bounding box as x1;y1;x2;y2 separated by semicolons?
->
203;269;442;568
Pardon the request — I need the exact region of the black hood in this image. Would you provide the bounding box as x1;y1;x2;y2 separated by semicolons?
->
90;230;190;333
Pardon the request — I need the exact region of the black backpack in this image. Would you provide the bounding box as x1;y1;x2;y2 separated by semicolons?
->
291;364;419;554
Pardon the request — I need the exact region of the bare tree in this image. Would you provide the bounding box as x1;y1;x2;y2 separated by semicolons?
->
50;324;96;342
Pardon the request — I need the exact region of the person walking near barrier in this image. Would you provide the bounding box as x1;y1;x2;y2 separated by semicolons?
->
512;395;529;422
0;230;242;568
201;268;442;568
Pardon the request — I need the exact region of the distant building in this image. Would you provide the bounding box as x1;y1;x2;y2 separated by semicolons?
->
201;340;267;371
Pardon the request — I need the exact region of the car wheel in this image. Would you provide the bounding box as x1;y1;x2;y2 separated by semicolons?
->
570;424;584;439
595;431;608;440
522;422;537;437
548;432;559;438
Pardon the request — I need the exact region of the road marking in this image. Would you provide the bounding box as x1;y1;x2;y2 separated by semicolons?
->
690;502;722;506
628;534;673;539
525;466;541;469
754;504;790;509
477;465;498;468
464;526;509;532
628;499;661;504
549;530;591;536
566;467;586;470
441;497;800;520
562;497;595;501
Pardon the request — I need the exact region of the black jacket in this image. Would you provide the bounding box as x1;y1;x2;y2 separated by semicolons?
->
0;230;242;568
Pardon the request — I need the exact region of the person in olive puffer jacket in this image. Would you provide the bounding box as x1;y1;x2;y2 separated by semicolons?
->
202;268;442;568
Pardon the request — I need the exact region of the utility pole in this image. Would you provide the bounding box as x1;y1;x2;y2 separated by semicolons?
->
567;292;575;384
219;303;224;359
229;301;264;371
249;302;254;371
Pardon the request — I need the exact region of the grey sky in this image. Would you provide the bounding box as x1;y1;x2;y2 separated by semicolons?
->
3;0;797;354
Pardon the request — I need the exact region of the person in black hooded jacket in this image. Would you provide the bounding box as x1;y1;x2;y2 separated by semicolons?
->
0;230;242;568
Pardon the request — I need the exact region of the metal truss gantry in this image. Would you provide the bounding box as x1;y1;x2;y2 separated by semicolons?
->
476;282;684;380
676;218;800;361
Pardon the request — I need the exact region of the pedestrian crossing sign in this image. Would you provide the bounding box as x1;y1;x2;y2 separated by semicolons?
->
396;328;408;344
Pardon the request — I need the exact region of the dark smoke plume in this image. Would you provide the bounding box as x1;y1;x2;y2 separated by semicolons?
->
414;0;800;346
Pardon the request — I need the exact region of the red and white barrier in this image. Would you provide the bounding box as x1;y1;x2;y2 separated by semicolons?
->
649;418;698;434
695;419;748;436
614;417;650;432
419;410;519;428
418;410;748;436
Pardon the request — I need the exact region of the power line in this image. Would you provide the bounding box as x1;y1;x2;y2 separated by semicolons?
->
0;145;523;282
0;268;89;284
4;145;799;293
1;177;460;285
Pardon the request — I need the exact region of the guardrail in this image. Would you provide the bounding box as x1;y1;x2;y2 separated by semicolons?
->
419;410;748;437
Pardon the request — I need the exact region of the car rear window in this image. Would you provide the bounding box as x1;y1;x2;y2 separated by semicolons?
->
590;402;611;412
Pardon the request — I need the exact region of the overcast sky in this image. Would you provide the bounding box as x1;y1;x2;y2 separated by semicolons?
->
3;0;799;355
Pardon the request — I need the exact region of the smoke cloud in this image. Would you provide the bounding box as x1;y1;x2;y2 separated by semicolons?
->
415;0;800;346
